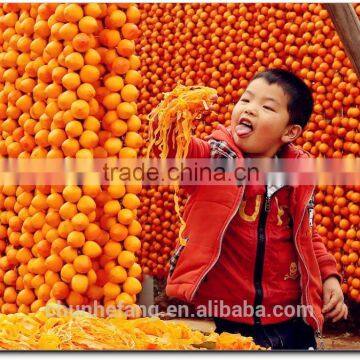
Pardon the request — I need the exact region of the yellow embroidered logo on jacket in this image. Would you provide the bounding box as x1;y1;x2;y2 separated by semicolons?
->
284;262;299;280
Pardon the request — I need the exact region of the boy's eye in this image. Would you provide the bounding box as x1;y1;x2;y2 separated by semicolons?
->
240;98;249;103
263;105;275;112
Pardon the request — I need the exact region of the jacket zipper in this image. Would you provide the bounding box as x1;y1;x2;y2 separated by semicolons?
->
253;187;270;326
293;190;322;336
189;187;244;301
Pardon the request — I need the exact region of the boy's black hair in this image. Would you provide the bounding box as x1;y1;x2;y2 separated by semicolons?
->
252;69;314;128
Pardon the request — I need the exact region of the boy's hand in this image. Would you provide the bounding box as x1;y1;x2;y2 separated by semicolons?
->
322;276;348;322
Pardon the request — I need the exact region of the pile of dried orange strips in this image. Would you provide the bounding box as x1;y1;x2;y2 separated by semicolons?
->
0;304;265;350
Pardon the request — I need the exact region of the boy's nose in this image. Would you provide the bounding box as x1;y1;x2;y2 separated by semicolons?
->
244;107;257;116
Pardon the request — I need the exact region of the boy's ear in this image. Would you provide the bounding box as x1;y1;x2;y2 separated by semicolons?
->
281;124;302;143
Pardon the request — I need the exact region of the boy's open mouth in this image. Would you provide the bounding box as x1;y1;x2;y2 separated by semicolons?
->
235;118;254;137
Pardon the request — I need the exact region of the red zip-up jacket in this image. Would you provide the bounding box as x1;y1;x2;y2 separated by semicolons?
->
192;183;304;326
164;125;340;333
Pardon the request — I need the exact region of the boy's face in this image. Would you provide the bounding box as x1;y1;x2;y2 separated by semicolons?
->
230;78;300;157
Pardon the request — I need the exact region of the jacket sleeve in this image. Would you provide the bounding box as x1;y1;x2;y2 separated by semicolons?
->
186;136;211;158
312;229;342;283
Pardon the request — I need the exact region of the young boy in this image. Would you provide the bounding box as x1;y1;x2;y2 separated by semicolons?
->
163;69;347;349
